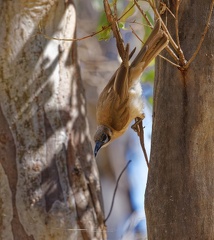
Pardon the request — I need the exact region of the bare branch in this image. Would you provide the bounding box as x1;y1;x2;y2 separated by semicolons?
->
159;53;181;68
130;24;179;67
129;24;144;43
118;2;136;21
147;0;178;52
174;0;187;67
165;46;179;63
135;0;180;65
175;0;181;49
104;160;132;223
160;2;175;18
134;0;153;28
37;22;111;42
38;2;135;43
103;0;126;60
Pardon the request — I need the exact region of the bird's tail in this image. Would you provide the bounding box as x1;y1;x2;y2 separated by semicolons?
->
129;19;169;82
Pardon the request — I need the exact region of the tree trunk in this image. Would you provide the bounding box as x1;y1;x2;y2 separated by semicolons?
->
145;0;214;239
0;1;105;239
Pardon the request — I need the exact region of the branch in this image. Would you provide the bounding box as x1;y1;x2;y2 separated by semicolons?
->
134;0;180;65
165;46;180;63
175;0;187;67
134;0;153;28
130;23;179;67
37;2;135;43
147;0;179;51
37;22;111;42
175;0;181;49
160;2;175;18
103;0;126;60
159;53;181;68
129;24;144;43
104;160;132;223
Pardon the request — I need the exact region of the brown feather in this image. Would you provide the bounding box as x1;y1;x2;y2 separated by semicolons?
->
129;19;168;82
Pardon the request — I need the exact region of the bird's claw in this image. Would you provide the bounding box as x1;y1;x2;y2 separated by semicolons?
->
131;115;144;132
131;123;139;132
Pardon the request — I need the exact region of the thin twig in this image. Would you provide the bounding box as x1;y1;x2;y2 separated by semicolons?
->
130;24;179;67
37;23;111;42
134;0;181;66
118;2;136;22
147;0;178;51
147;0;186;66
160;2;175;18
104;160;132;223
165;46;179;63
160;1;169;32
113;0;117;17
129;20;153;28
175;0;181;50
135;117;149;168
129;25;144;43
103;0;126;60
185;0;214;69
174;0;187;66
38;2;135;43
134;0;153;28
135;0;180;65
159;53;180;68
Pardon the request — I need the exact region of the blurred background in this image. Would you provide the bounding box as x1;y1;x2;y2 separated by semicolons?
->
75;1;154;239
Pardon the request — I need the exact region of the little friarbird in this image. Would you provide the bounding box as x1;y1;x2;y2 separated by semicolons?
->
94;20;169;157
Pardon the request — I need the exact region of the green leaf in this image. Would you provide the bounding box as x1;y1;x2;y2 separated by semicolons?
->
118;22;125;29
97;12;112;41
98;11;109;28
98;27;111;41
146;11;154;26
120;0;135;22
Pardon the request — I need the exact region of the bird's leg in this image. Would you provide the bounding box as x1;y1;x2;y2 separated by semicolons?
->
131;115;145;132
132;115;150;168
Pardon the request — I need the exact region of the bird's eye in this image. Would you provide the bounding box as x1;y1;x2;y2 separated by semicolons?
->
101;134;109;143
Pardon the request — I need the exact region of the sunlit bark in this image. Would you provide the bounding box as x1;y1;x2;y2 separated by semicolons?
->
0;1;105;239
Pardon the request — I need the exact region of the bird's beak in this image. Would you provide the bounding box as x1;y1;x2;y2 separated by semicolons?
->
94;141;103;157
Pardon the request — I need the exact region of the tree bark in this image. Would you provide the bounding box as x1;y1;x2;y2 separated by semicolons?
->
145;0;214;239
0;1;105;239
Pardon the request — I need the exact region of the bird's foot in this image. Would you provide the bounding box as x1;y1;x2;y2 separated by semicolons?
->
131;119;142;132
131;115;145;132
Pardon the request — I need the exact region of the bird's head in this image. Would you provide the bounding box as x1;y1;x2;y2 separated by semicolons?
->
94;125;112;157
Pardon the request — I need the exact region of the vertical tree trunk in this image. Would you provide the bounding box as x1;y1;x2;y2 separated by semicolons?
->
145;0;214;239
0;1;105;239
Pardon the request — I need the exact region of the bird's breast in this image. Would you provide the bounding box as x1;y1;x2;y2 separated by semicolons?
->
128;81;144;117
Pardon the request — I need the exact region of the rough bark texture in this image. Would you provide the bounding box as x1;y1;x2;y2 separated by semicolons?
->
145;0;214;239
0;1;105;239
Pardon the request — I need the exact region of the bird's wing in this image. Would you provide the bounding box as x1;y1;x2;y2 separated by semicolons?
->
113;44;130;100
96;76;130;132
96;44;131;131
129;19;169;83
110;93;129;131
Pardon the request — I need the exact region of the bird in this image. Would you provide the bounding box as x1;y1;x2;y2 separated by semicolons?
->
94;19;169;157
